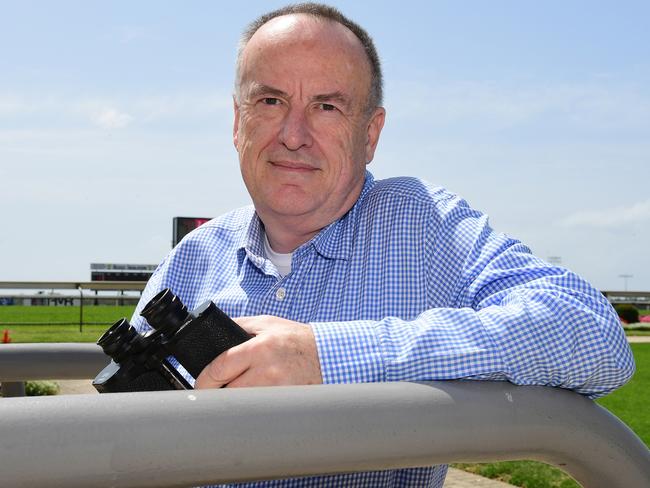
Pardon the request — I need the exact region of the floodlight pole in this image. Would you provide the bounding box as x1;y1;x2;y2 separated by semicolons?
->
618;274;633;292
77;285;84;332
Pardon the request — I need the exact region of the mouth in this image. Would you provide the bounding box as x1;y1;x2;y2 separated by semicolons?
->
269;160;318;172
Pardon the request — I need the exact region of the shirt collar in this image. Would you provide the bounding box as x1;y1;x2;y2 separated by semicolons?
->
236;211;270;273
238;171;375;266
307;171;375;261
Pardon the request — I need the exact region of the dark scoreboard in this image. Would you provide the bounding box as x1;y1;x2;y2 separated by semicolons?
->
172;217;212;247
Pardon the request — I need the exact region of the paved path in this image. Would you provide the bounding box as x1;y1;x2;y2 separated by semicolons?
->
445;468;515;487
628;335;650;342
57;379;97;395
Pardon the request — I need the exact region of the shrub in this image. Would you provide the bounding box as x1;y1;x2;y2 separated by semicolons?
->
25;380;60;396
614;304;639;324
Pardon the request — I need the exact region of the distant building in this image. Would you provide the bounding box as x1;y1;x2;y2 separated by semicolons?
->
90;263;157;282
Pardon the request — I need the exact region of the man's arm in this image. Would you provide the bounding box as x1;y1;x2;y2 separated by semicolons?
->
196;268;632;398
196;198;634;398
310;202;634;398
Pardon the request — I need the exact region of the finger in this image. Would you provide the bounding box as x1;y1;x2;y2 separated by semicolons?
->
233;316;268;335
225;365;284;388
224;369;263;388
194;342;251;389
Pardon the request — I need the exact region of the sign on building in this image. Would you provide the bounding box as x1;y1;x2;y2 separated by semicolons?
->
91;263;157;282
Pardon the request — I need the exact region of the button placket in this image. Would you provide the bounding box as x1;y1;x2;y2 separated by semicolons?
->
275;287;287;301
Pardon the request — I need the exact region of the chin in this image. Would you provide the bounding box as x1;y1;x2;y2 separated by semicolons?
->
263;187;316;211
268;201;316;217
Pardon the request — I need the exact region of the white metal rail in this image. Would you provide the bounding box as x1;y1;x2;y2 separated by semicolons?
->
0;281;147;291
1;344;649;488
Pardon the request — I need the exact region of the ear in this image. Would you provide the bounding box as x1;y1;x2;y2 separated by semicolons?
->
364;107;386;164
233;95;240;149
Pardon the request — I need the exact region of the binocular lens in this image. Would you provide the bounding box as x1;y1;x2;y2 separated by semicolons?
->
97;318;138;362
140;288;189;335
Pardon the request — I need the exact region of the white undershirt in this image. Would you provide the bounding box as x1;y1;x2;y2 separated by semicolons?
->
263;233;292;277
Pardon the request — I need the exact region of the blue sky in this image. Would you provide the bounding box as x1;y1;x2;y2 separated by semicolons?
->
1;1;649;290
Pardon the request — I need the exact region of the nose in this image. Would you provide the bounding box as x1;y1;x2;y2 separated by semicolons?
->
278;107;313;150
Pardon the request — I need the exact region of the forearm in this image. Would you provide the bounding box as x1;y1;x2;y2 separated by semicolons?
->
311;285;634;398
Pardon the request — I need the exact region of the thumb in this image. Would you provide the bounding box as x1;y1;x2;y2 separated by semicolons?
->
194;344;250;389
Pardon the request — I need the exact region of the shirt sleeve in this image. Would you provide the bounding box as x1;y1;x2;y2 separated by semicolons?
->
129;257;168;333
311;197;635;399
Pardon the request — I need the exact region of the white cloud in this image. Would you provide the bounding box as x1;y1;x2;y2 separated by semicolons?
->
559;200;650;228
0;94;26;114
92;108;133;129
387;80;650;133
134;93;232;121
114;25;159;44
0;92;231;127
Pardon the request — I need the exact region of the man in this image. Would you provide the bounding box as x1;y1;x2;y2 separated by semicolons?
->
131;3;634;486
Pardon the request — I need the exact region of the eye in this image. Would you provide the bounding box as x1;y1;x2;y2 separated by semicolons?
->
318;103;336;111
262;97;281;105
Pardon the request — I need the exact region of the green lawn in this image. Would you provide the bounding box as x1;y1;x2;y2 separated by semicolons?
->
0;306;135;342
453;460;581;488
0;305;135;324
625;329;650;336
598;343;649;444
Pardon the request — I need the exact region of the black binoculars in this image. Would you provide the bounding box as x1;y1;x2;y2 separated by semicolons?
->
92;289;249;393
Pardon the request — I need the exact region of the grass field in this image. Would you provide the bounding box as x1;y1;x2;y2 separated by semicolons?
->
2;306;648;488
0;305;135;324
626;330;650;336
598;343;649;444
0;306;135;342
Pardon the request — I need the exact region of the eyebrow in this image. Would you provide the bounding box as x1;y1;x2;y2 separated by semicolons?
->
312;92;351;110
247;83;288;100
246;83;352;110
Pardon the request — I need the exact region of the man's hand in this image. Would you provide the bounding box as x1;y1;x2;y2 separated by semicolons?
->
194;315;323;388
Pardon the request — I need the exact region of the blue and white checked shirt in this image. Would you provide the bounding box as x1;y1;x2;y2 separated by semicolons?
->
132;172;634;488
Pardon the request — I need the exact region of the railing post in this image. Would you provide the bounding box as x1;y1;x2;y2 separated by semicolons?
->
1;381;25;397
77;285;83;332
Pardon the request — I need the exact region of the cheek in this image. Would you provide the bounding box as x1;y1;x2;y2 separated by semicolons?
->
237;113;256;148
238;115;272;161
320;124;366;173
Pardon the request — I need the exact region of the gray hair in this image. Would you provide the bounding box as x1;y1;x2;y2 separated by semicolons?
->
235;2;383;113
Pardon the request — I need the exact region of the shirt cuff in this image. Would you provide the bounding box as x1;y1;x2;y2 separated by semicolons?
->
310;320;386;384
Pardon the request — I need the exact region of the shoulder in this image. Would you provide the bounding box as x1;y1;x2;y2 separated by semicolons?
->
159;206;254;277
137;206;255;312
176;206;254;251
361;176;476;222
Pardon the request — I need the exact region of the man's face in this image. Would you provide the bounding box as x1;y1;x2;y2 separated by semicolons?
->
234;15;385;249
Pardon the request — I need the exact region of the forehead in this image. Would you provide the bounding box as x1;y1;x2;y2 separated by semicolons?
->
239;14;371;98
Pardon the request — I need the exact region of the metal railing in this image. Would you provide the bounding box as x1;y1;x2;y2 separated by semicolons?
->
602;290;650;307
0;281;147;291
0;343;109;397
1;343;649;487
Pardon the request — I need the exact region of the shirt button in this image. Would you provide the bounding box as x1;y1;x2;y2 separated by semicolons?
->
275;287;287;301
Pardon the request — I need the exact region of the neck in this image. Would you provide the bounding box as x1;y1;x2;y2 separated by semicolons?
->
256;175;368;253
263;218;320;253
